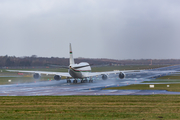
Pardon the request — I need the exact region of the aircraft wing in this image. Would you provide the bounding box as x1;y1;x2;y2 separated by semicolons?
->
7;69;140;78
83;69;179;78
7;70;71;77
7;69;179;78
83;70;141;77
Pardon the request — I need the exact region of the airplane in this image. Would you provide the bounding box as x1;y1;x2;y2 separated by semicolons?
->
7;44;179;83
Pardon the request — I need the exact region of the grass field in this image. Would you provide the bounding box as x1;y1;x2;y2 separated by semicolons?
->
157;75;180;79
143;79;180;83
104;83;180;92
0;96;180;119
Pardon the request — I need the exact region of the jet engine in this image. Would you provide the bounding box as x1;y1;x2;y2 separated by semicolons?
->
119;72;126;79
102;74;108;80
54;75;61;80
33;73;41;79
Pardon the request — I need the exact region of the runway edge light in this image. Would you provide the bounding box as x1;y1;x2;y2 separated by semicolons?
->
149;85;154;88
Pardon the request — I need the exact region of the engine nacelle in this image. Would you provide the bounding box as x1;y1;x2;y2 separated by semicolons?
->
33;73;41;79
102;74;108;80
119;72;126;79
54;75;61;80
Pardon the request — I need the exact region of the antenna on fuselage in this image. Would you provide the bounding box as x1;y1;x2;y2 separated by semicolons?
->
69;43;75;65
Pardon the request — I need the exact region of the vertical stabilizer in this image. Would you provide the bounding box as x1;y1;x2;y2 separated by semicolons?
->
69;43;75;65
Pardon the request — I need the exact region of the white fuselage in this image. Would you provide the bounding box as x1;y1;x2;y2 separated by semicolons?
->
68;62;91;79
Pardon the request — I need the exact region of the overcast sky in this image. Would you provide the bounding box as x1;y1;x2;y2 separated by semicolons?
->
0;0;180;59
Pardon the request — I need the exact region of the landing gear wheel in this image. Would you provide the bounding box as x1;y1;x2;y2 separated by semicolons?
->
67;80;71;83
73;80;77;83
81;80;87;83
89;80;93;83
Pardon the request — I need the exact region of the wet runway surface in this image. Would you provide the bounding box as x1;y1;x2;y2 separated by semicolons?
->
1;65;180;96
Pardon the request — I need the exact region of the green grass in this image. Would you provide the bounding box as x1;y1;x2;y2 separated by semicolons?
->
0;96;180;119
143;79;180;83
104;83;180;92
157;75;180;79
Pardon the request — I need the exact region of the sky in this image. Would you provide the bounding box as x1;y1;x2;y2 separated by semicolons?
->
0;0;180;59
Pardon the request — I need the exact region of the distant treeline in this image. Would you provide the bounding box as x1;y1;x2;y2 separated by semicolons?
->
1;55;180;67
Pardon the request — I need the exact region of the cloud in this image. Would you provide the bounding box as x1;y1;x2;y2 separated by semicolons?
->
0;0;180;59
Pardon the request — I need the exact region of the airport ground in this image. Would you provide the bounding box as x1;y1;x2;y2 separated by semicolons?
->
1;65;180;92
0;65;180;119
1;95;180;119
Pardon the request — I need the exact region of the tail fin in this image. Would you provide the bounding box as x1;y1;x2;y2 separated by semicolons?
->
69;43;75;65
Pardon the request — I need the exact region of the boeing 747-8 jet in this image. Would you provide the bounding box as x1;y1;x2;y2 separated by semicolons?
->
7;44;179;83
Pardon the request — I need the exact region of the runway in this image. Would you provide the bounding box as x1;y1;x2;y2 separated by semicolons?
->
1;65;180;96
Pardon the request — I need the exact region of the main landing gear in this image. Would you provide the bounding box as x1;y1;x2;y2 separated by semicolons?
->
67;77;71;83
67;78;93;83
81;78;93;83
89;79;93;83
73;79;77;83
89;77;93;83
81;79;87;83
67;80;71;83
